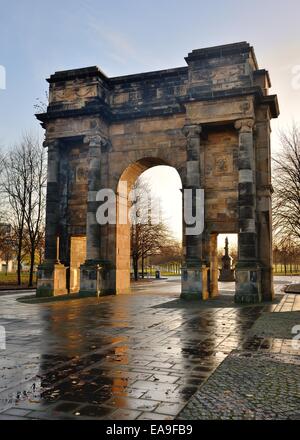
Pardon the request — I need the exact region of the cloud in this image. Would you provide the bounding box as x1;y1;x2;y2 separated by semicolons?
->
76;0;168;71
86;14;138;65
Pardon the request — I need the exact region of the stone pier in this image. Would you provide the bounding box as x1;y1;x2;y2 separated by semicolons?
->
36;42;279;302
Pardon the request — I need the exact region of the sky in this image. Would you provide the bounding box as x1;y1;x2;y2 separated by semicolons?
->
0;0;300;242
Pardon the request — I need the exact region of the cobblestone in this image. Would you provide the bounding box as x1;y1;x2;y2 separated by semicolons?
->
178;351;300;420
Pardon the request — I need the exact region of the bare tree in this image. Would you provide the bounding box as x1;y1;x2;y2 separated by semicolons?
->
0;224;15;275
150;239;182;274
24;141;47;286
2;140;28;284
0;147;5;223
36;227;45;265
1;134;46;286
273;233;300;275
273;124;300;241
130;178;173;280
34;91;49;114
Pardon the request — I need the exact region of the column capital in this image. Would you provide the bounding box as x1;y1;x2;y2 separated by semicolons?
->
84;134;104;147
84;134;112;152
234;118;255;133
183;124;202;138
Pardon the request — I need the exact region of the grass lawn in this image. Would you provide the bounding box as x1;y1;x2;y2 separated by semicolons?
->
273;272;300;276
0;272;37;287
1;269;298;289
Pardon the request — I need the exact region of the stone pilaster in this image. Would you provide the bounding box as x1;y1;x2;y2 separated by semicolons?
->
209;233;219;297
37;140;68;297
85;135;102;261
181;124;209;300
257;186;274;300
234;118;262;303
256;113;274;301
79;135;113;297
44;141;60;261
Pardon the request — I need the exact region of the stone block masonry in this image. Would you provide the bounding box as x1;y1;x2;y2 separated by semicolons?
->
36;42;279;302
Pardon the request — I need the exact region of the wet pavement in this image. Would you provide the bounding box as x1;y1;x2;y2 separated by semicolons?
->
0;277;299;420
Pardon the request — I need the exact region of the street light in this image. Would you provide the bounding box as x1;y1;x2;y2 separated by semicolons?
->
96;264;103;298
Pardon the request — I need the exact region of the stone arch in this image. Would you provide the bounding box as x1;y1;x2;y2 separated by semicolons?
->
36;42;279;303
115;157;183;294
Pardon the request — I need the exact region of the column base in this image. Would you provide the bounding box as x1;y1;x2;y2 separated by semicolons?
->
69;267;80;294
261;266;274;302
234;262;262;304
36;261;68;298
181;264;209;301
209;272;220;299
79;260;115;297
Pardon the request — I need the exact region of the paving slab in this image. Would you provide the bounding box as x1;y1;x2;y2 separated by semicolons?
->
0;278;299;420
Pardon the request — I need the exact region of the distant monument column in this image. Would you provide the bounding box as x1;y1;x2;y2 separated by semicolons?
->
219;237;235;282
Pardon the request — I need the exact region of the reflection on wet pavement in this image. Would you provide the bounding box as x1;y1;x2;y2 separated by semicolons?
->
0;278;297;420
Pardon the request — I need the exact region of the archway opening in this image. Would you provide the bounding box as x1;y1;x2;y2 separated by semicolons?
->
116;159;182;294
217;233;238;294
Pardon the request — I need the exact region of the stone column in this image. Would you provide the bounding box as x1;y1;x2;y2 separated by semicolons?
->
85;135;102;261
256;114;274;301
44;141;60;261
257;188;274;300
79;135;113;297
234;118;262;303
181;124;209;300
36;140;67;297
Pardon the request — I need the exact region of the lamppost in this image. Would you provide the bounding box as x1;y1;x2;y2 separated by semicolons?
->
96;264;103;298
